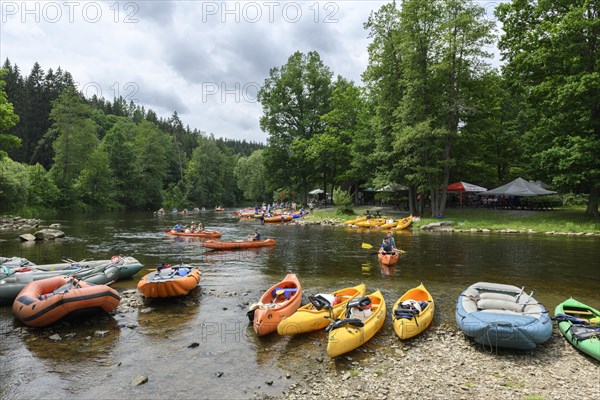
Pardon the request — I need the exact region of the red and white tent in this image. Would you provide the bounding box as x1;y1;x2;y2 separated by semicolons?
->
447;182;487;192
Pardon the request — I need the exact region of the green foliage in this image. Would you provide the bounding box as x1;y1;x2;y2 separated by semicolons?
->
234;149;268;201
0;68;20;159
0;156;28;210
184;137;227;207
26;163;59;207
48;85;99;193
162;182;187;210
333;186;353;214
561;193;588;207
74;146;115;207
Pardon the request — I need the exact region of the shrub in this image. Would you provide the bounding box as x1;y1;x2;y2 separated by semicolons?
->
333;187;353;215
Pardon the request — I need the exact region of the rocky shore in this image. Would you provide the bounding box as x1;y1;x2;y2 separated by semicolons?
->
268;322;599;400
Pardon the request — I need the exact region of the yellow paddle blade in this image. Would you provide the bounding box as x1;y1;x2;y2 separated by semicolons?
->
399;249;407;254
361;243;373;249
275;289;285;296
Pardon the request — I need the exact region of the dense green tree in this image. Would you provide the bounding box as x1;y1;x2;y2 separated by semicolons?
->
496;0;600;217
185;137;227;207
258;51;333;203
0;68;20;159
74;146;115;207
26;163;59;207
48;86;99;200
234;149;269;201
129;120;172;209
0;157;28;210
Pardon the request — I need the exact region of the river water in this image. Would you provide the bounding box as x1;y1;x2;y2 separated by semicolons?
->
0;210;598;399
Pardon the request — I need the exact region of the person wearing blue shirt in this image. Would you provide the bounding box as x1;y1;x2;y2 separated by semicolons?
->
173;222;184;232
382;231;397;252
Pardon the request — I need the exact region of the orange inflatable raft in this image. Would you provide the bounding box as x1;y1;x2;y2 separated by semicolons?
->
247;273;302;336
137;264;201;298
12;276;121;328
203;239;276;250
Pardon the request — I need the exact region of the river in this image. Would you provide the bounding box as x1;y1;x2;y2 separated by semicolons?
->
0;210;598;399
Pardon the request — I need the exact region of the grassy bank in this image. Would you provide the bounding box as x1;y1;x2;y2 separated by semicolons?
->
304;206;600;233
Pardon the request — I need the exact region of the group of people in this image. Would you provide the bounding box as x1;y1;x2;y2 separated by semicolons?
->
172;221;204;233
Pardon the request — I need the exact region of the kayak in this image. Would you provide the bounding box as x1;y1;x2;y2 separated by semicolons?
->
137;264;201;298
13;276;120;328
203;239;276;250
277;283;367;335
395;216;413;230
247;273;302;336
379;220;398;229
344;216;366;225
355;218;386;227
326;290;386;357
165;229;222;238
264;215;293;223
554;298;600;361
392;283;434;339
378;249;399;266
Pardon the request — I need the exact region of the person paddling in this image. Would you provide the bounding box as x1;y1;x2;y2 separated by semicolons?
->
250;228;261;241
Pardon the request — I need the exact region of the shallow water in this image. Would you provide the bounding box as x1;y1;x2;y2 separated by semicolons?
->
0;210;598;399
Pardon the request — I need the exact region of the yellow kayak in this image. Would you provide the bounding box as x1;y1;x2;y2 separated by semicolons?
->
392;283;434;339
344;216;366;225
379;220;398;229
355;218;386;227
326;290;386;357
395;216;413;230
277;283;366;335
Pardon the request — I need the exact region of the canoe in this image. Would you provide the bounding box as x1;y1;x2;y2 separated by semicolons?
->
277;283;367;335
165;229;222;238
392;283;435;339
554;298;600;361
344;216;366;225
263;215;293;223
378;249;399;266
355;218;386;228
395;216;413;230
13;276;121;327
247;273;302;336
326;290;386;357
203;239;276;250
137;264;201;298
455;282;552;350
0;262;121;306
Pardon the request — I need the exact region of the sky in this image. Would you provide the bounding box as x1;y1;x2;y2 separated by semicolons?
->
0;0;502;144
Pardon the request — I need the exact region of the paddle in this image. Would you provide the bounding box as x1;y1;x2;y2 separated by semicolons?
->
361;243;406;255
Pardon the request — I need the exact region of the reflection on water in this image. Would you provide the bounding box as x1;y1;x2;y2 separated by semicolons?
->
0;210;599;399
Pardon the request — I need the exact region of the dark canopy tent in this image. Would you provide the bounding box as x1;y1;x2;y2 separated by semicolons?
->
481;178;557;196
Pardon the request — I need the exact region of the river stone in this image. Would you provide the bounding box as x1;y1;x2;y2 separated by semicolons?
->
19;234;36;241
34;228;65;240
131;375;148;386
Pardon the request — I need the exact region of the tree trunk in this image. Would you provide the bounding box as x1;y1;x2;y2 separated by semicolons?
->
586;185;599;218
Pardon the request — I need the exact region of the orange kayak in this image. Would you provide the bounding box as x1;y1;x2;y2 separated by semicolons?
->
13;276;120;327
264;215;293;223
165;229;222;238
203;239;276;250
378;249;399;266
137;264;201;298
248;273;302;336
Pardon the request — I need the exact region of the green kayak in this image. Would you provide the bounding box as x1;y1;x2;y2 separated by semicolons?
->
554;298;600;361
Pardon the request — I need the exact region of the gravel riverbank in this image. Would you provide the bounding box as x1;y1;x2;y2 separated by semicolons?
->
268;322;599;400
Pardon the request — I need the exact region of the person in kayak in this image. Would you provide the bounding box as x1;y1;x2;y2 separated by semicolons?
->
381;237;396;255
250;228;261;241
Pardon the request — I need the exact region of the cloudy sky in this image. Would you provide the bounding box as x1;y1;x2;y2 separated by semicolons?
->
1;1;501;143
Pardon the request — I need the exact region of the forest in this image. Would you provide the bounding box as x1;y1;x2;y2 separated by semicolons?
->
0;0;598;217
